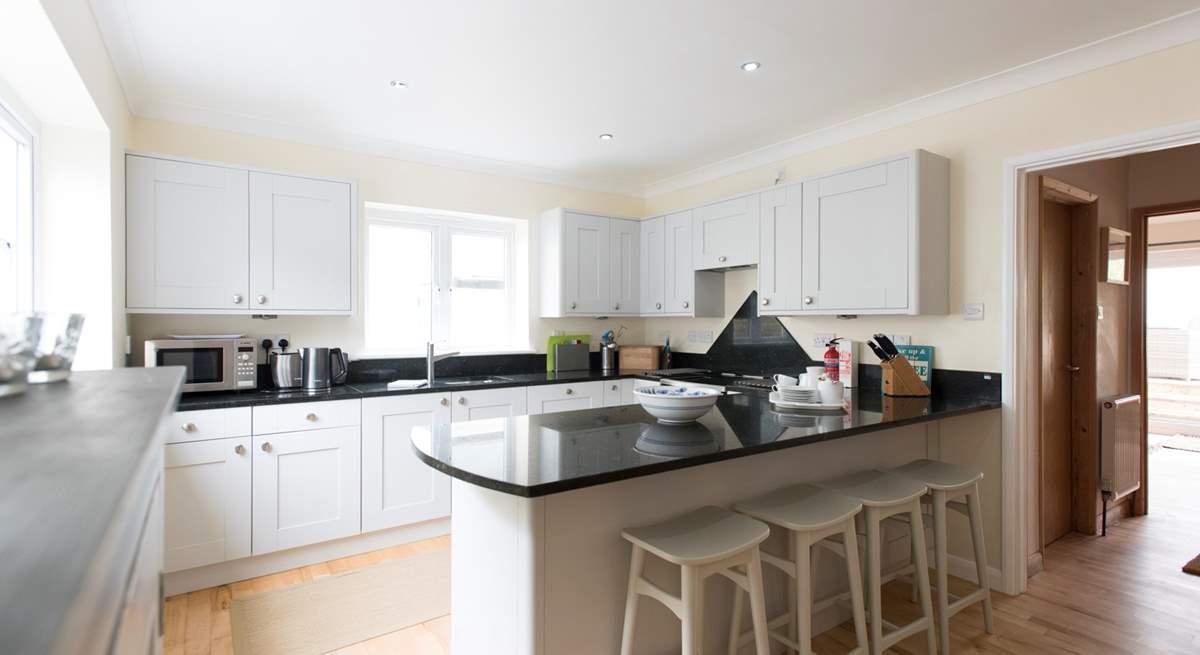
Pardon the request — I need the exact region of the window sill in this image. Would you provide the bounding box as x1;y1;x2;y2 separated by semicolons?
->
355;348;537;360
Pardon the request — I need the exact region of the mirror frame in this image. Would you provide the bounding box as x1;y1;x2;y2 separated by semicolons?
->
1102;226;1132;285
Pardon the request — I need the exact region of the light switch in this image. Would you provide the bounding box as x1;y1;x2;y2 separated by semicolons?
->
890;334;912;346
963;302;984;321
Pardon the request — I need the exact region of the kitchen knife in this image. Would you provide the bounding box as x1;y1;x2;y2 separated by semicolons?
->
873;334;901;358
867;340;891;362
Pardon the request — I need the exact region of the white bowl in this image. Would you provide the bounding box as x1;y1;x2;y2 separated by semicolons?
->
634;385;720;424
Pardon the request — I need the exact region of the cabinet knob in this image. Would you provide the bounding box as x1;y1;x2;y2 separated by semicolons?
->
261;442;272;453
257;295;267;304
804;296;814;305
234;444;246;455
762;298;771;306
232;294;243;305
565;388;574;395
682;301;690;309
306;413;318;422
611;384;619;391
570;301;577;309
655;302;662;310
458;397;467;405
718;255;727;263
613;303;620;311
181;422;197;433
440;398;449;406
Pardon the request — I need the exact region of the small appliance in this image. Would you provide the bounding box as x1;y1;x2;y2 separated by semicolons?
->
269;351;304;389
301;347;349;390
145;337;257;393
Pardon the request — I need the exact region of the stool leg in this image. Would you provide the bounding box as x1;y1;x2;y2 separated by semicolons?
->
933;490;950;655
787;530;798;655
909;516;921;604
909;502;937;655
793;532;813;655
865;507;883;655
842;521;869;655
727;570;744;655
620;545;645;655
681;565;703;655
746;550;771;655
967;484;995;634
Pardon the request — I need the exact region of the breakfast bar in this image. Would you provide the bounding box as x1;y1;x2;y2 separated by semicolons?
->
411;387;999;654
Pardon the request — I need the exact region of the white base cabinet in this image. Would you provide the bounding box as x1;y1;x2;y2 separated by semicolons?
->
252;426;362;554
452;387;528;422
602;378;636;407
163;437;252;572
527;381;605;415
361;394;453;533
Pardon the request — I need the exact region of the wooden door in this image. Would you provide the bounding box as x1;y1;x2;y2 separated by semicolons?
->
560;211;610;314
663;210;694;313
252;426;361;553
126;155;248;310
758;183;804;312
693;193;759;269
640;217;665;313
609;218;640;314
452;387;528;422
249;172;352;312
362;395;451;533
1041;197;1075;545
801;158;909;312
163;436;251;572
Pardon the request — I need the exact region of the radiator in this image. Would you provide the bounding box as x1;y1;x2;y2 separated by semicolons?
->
1100;395;1142;500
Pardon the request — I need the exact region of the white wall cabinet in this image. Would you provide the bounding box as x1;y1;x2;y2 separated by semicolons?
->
540;209;642;317
452;387;528;422
527;381;604;415
252;426;361;554
693;193;760;270
163;437;251;572
758;183;805;313
362;394;452;533
126;153;355;315
609;218;640;314
639;217;665;313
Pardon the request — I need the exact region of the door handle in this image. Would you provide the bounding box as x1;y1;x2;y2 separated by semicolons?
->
1064;365;1081;372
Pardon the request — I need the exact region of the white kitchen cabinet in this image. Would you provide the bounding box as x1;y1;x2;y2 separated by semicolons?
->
693;193;760;270
168;407;251;444
126;155;249;311
452;386;527;422
639;216;665;313
163;436;251;572
799;151;948;315
249;172;353;313
251;398;361;435
602;378;637;406
663;210;724;317
540;209;611;316
526;381;604;415
609;218;640;314
362;394;452;533
252;426;361;554
758;183;806;313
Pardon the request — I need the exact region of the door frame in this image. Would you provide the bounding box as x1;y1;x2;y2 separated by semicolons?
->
1002;119;1200;595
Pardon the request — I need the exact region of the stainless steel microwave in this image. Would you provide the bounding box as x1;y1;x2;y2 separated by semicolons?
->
144;338;258;393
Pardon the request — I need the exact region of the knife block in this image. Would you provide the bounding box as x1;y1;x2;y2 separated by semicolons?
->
882;355;931;397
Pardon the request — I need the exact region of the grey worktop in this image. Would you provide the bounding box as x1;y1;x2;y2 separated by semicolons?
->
0;367;184;654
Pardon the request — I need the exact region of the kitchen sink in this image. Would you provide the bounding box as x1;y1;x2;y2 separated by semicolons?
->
439;376;514;386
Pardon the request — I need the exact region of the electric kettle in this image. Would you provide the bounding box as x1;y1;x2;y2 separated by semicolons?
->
301;347;349;389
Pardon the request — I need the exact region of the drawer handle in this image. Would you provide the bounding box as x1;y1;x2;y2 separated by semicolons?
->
235;444;246;455
306;413;318;422
718;255;727;263
458;397;467;405
440;398;449;406
655;302;662;310
181;422;197;433
565;388;574;395
261;442;272;453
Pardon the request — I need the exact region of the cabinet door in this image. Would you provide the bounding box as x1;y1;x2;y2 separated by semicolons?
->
801;159;909;311
362;395;451;533
452;387;527;422
758;184;805;312
163;437;251;572
249;172;353;313
663;210;694;314
253;426;361;553
693;194;760;269
126;155;248;310
609;219;640;314
526;381;604;415
560;211;610;314
602;380;624;407
640;217;665;313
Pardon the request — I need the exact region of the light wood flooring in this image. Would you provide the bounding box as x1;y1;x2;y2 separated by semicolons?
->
166;447;1200;654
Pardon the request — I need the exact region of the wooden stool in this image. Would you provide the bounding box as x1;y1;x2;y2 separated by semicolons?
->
729;483;869;655
890;459;994;655
620;505;773;655
819;471;936;655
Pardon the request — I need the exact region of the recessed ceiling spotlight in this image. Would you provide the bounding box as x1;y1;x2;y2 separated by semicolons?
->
389;80;408;89
598;133;614;141
740;61;761;72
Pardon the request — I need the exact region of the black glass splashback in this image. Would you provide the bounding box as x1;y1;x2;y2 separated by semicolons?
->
701;291;817;375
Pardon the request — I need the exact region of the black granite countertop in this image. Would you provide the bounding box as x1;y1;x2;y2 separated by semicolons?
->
410;389;1001;497
177;368;643;411
0;367;184;654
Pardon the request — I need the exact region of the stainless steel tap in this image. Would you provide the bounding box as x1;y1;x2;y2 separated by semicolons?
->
426;342;459;386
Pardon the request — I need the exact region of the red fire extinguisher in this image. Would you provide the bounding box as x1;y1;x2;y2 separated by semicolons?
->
824;338;842;382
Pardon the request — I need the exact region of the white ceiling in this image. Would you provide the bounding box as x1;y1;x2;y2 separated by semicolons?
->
91;0;1200;195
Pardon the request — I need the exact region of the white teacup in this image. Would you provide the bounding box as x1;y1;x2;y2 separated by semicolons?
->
817;379;845;404
805;366;825;388
772;373;799;386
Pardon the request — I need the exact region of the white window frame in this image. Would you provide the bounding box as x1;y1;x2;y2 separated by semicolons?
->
365;205;527;357
0;99;35;314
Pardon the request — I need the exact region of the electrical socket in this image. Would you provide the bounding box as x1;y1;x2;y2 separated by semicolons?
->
255;333;292;363
889;334;912;346
811;333;837;348
688;329;714;344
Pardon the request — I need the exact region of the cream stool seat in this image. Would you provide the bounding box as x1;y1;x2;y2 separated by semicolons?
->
819;471;937;655
620;506;773;655
890;459;994;655
729;484;869;655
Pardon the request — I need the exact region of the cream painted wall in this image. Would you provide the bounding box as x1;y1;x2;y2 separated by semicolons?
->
1130;143;1200;208
125;116;647;364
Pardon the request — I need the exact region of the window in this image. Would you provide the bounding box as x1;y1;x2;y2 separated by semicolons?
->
0;102;33;315
365;206;527;355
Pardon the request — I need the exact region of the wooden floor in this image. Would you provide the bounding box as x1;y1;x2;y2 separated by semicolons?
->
166;448;1200;654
